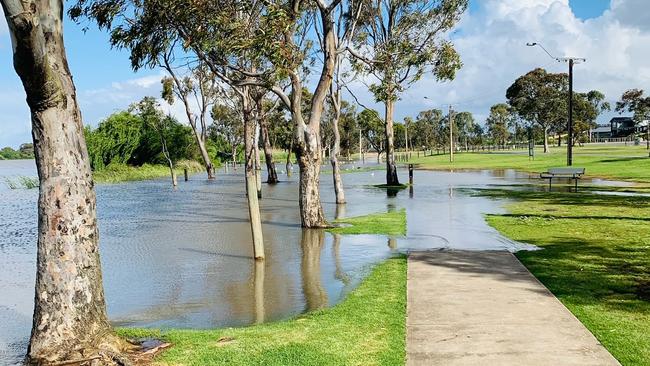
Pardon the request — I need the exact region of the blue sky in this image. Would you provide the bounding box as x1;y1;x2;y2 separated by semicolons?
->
1;0;647;148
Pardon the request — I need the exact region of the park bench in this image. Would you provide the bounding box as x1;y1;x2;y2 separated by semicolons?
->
540;167;585;191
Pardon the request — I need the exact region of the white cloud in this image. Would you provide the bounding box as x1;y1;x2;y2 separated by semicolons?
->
347;0;650;126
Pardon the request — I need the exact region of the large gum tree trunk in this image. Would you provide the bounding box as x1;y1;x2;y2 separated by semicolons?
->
257;99;278;184
254;124;262;198
296;129;327;228
243;96;265;260
2;1;126;363
384;99;400;185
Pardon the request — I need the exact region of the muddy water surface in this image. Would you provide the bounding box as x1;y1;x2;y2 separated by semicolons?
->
0;160;565;364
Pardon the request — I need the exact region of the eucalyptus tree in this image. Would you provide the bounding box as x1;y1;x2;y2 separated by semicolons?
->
486;103;512;147
572;90;609;145
256;96;280;184
1;0;127;363
348;0;467;185
454;111;474;150
506;68;568;153
210;102;244;167
71;0;360;228
161;58;219;179
357;108;385;161
616;89;650;150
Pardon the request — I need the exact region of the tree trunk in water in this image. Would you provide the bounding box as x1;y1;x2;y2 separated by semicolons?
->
543;127;550;153
330;96;345;204
297;133;327;227
243;100;264;260
254;124;262;198
167;159;178;187
2;1;126;363
193;128;214;179
384;99;400;185
260;114;278;184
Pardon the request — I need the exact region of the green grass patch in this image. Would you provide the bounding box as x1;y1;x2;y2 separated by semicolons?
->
3;176;39;189
480;188;650;365
410;144;650;183
328;209;407;236
372;184;410;189
119;256;407;366
92;160;204;183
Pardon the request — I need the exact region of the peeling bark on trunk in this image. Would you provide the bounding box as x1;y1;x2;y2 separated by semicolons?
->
296;128;327;228
384;99;400;185
1;0;126;363
243;96;264;260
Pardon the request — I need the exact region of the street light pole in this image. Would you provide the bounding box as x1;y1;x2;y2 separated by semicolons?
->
568;58;574;166
526;42;585;166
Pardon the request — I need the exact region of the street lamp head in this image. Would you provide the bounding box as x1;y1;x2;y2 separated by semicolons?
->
526;42;537;46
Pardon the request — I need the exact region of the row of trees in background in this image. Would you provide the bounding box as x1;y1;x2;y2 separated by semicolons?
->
0;143;34;160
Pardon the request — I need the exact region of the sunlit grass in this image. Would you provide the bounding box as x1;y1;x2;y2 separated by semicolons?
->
119;256;407;366
481;188;650;365
328;209;407;236
410;144;650;182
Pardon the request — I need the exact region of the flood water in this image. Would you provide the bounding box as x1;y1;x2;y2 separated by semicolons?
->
0;159;613;364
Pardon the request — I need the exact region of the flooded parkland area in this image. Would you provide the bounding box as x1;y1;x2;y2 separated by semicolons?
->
0;159;628;364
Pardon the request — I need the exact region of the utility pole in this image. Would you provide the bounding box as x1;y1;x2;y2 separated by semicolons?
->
567;58;574;166
449;105;454;163
526;42;584;166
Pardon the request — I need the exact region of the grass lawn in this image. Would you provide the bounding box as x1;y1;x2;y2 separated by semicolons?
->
328;209;407;236
408;144;650;183
119;255;407;366
480;189;650;365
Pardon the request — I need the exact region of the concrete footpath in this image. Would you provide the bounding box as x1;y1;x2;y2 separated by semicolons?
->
407;250;620;366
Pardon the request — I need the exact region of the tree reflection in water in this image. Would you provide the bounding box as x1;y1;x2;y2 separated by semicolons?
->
301;229;328;311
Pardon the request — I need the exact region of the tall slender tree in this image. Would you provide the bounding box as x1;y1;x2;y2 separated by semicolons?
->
1;0;127;363
348;0;467;185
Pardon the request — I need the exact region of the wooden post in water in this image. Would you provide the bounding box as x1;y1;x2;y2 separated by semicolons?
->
184;168;188;181
409;164;414;186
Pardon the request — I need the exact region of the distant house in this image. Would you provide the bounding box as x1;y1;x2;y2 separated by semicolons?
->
590;117;648;140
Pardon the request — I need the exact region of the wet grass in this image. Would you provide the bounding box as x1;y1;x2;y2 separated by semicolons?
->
328;209;407;236
92;161;204;183
480;188;650;365
119;256;407;366
409;144;650;183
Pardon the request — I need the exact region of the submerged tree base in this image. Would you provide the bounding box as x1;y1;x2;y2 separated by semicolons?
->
328;209;407;236
118;256;407;365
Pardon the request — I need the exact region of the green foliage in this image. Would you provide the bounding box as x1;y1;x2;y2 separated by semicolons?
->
485;103;513;146
616;89;650;125
481;189;650;365
0;143;34;160
352;0;468;102
85;111;143;170
329;209;407;236
118;256;407;366
92;160;203;183
357;109;384;154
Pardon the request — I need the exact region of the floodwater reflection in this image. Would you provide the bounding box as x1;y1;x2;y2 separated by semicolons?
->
2;159;601;365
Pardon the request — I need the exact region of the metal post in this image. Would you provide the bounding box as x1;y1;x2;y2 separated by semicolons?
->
184;168;188;181
408;164;414;185
567;58;574;166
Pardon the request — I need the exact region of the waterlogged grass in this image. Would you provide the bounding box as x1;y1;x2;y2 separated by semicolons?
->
410;144;650;183
4;176;39;189
329;209;407;236
119;256;407;366
480;188;650;365
92;160;204;183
